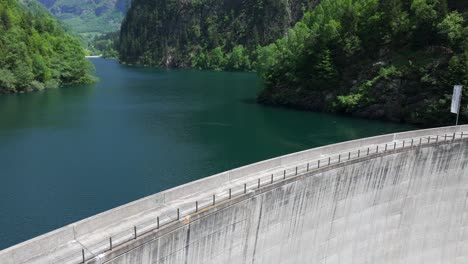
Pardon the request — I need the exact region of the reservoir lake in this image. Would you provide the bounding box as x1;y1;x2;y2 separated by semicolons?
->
0;58;413;249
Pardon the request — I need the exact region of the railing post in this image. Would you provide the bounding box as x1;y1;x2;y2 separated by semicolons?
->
444;134;447;141
358;149;360;158
419;138;422;145
411;139;414;147
73;136;396;263
428;137;430;143
385;144;387;152
157;216;160;229
394;142;396;150
453;132;456;142
402;140;405;148
376;145;379;153
436;135;439;143
283;170;286;179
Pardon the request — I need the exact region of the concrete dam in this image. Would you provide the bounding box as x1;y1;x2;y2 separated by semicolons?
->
2;125;468;264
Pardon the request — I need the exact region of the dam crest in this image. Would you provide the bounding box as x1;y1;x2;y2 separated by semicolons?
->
2;125;468;264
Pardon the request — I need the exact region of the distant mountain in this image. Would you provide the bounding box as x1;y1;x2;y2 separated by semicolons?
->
37;0;131;34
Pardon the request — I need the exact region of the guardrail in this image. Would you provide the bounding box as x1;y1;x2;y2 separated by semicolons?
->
2;125;468;264
71;131;467;264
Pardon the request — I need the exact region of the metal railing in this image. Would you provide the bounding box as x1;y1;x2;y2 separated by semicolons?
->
53;131;467;264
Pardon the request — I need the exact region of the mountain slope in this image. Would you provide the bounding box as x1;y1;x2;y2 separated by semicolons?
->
119;0;319;70
256;0;468;126
0;0;95;94
37;0;131;34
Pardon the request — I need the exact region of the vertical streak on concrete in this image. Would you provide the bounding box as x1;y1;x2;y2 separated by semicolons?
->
184;224;191;264
94;141;468;264
251;203;263;264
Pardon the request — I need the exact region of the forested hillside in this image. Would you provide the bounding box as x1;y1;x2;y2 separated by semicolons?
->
118;0;466;125
0;0;95;94
119;0;319;70
257;0;468;126
37;0;131;34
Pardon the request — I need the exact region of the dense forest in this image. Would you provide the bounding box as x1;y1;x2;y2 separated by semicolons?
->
118;0;466;126
0;0;95;94
119;0;320;70
256;0;467;126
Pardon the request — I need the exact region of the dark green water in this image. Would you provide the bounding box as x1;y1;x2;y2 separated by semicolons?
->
0;59;413;249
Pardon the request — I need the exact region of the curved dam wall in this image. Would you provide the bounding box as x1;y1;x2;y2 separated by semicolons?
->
2;125;468;264
93;137;468;264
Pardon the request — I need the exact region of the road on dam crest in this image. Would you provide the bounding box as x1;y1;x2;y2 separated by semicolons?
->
2;125;468;264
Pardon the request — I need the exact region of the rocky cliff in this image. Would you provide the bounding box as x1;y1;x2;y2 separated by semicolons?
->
119;0;319;69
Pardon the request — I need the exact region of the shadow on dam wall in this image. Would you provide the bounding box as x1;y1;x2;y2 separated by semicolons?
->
91;136;468;264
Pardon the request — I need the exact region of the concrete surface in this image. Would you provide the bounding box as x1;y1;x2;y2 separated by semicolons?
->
1;125;468;264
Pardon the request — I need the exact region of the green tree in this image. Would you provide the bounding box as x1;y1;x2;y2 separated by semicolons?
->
0;0;95;94
226;45;251;71
446;52;468;86
378;0;410;45
0;8;11;30
437;12;466;50
0;69;17;92
208;47;226;71
412;0;439;23
314;49;337;81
